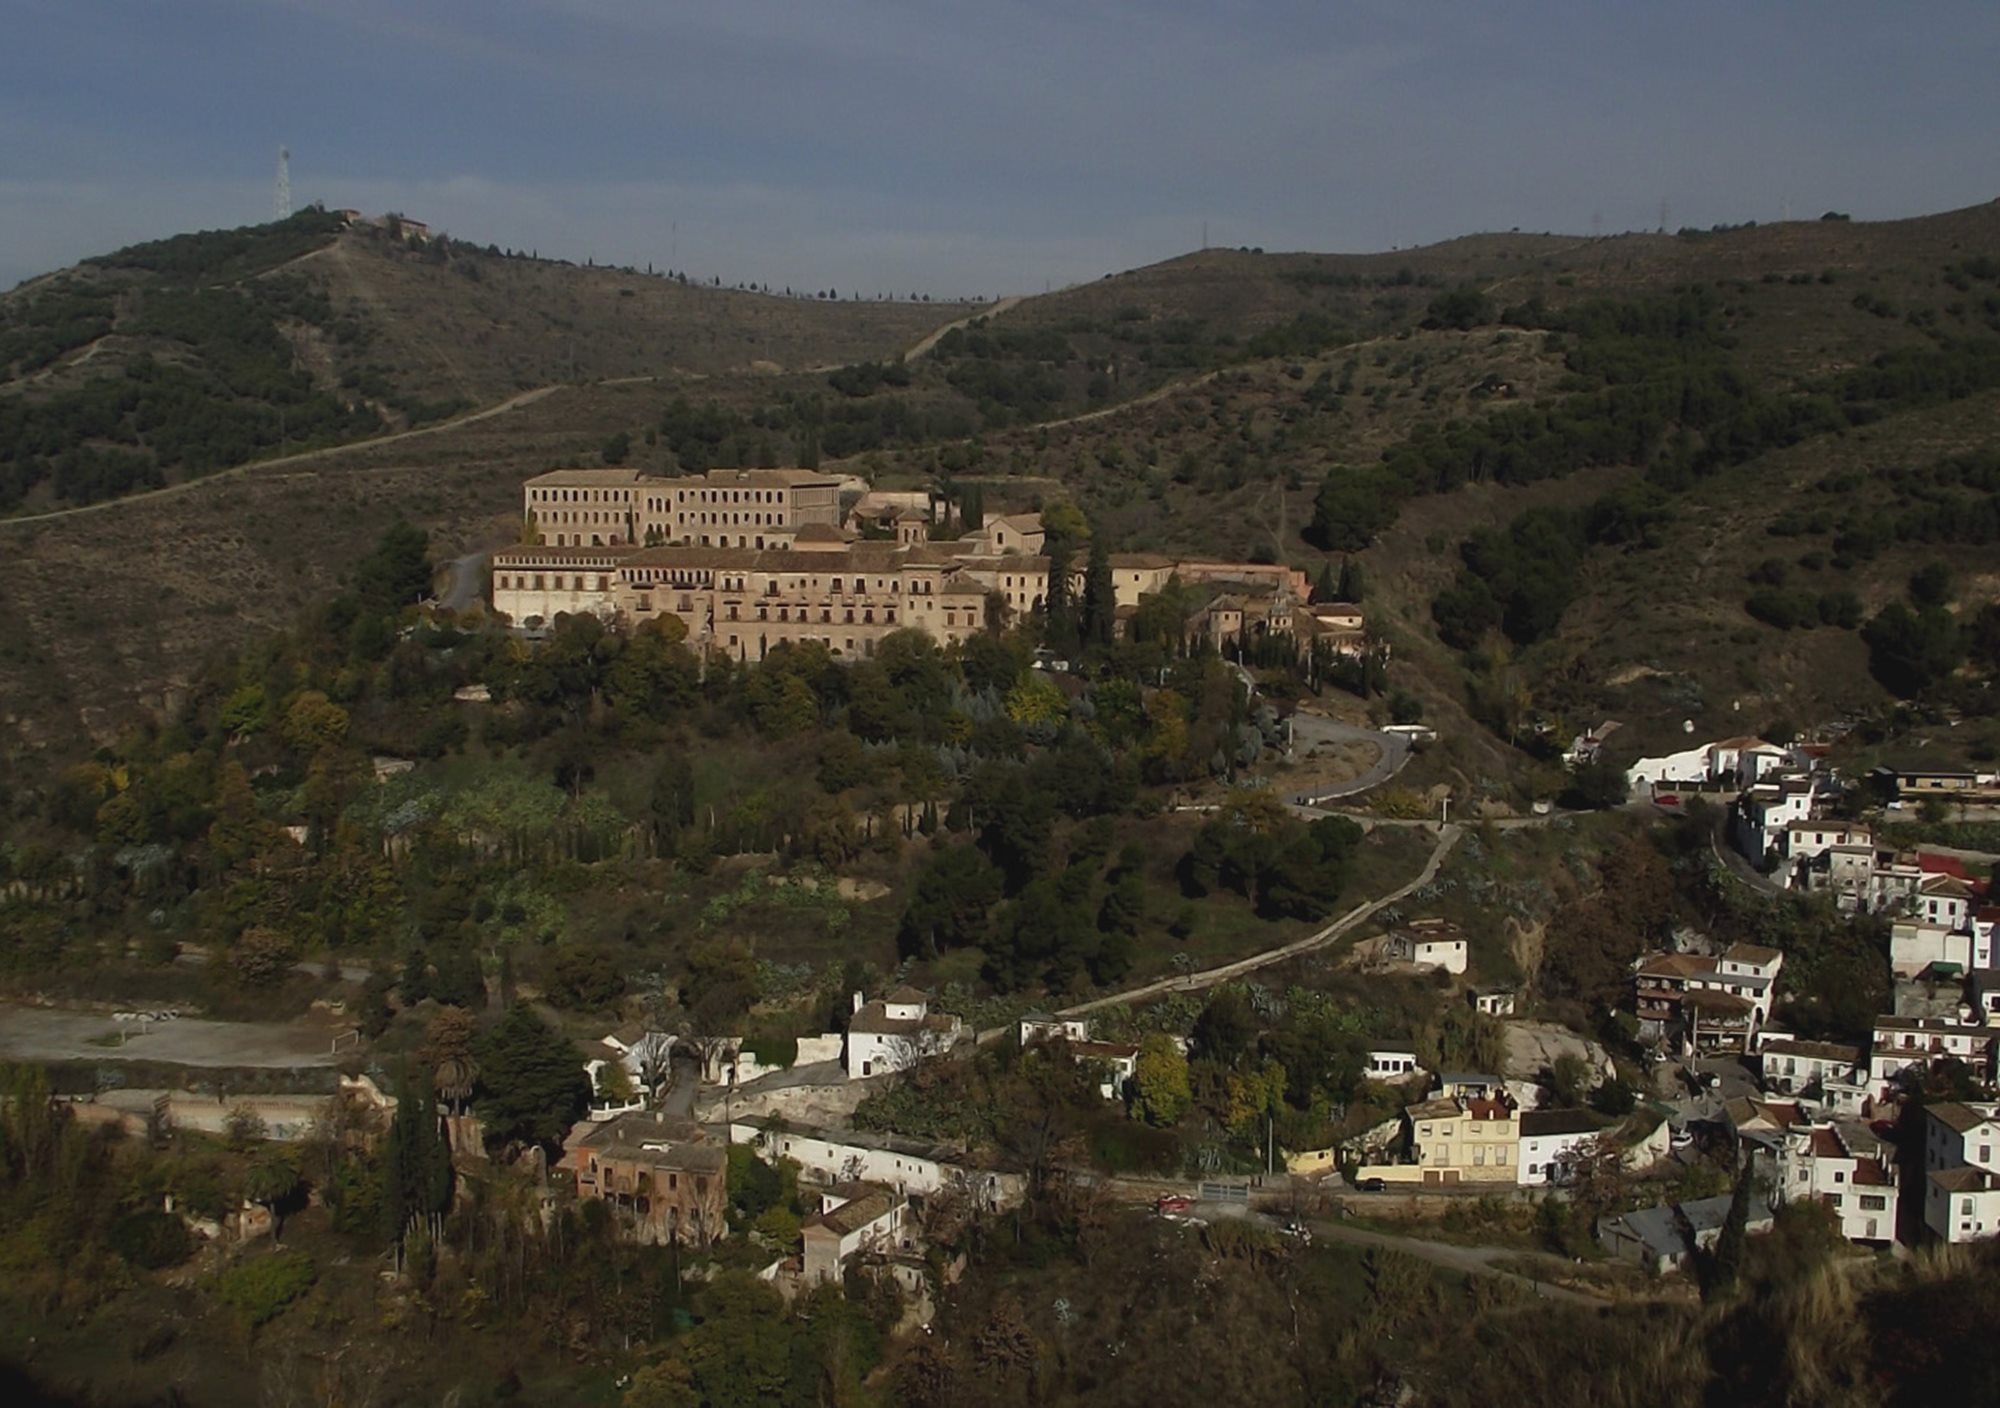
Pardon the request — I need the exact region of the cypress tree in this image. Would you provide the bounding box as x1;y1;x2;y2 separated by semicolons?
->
1081;533;1116;648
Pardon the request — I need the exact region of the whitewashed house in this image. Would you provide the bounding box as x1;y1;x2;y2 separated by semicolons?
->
1384;919;1468;975
1922;1101;2000;1244
1364;1041;1425;1083
1773;1119;1899;1244
845;987;962;1079
800;1183;912;1287
1517;1110;1605;1186
1869;1014;1997;1098
730;1117;1021;1209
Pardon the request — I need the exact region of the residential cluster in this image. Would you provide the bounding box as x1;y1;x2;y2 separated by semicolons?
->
488;466;1376;661
1613;735;2000;1253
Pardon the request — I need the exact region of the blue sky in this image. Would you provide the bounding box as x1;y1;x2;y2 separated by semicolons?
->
3;1;1996;295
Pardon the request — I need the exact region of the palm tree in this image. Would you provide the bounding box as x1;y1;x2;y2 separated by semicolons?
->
243;1158;301;1242
434;1054;476;1116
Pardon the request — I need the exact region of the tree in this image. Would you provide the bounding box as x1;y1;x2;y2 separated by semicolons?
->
1862;602;1962;696
897;845;1004;959
232;927;296;988
1080;532;1116;648
352;520;433;615
382;1075;453;1253
1191;986;1258;1068
243;1156;302;1242
1131;1034;1191;1126
602;430;632;465
1043;537;1076;650
475;1005;591;1148
1336;558;1365;603
281;689;350;755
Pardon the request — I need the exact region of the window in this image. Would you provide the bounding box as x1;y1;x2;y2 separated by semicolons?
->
1860;1195;1886;1211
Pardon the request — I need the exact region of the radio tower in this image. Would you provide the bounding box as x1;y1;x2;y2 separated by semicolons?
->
275;146;292;221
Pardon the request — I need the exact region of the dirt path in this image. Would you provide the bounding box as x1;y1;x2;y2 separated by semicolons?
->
0;383;560;529
1054;824;1462;1019
1303;1216;1607;1305
900;295;1023;362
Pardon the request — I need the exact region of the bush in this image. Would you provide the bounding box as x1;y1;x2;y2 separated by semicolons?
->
217;1249;317;1326
109;1209;194;1270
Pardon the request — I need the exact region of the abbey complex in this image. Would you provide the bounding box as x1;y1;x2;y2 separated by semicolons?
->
491;466;1371;661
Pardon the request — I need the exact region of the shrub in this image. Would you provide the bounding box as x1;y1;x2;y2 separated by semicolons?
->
109;1210;194;1270
217;1250;316;1326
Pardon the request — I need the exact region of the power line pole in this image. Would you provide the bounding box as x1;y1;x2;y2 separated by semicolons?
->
275;146;291;221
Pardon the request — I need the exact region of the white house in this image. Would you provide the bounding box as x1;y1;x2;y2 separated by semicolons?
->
1891;920;1993;980
1916;874;1976;932
1779;819;1873;867
845;987;963;1079
1385;919;1468;975
1017;1013;1092;1047
1869;1014;1997;1098
1710;736;1790;786
800;1183;912;1287
1922;1102;2000;1244
1734;777;1818;865
730;1117;1022;1208
1752;1034;1867;1116
1472;989;1517;1017
1773;1119;1899;1243
1517;1109;1605;1186
1364;1041;1425;1083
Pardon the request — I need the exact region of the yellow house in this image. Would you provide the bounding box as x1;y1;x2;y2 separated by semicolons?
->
1360;1095;1521;1185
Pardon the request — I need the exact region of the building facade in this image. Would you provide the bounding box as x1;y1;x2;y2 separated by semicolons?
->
564;1113;727;1246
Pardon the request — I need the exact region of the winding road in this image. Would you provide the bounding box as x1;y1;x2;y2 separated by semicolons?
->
1286;710;1414;805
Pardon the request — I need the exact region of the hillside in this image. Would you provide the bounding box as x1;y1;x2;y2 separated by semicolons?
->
0;210;975;515
2;202;1998;765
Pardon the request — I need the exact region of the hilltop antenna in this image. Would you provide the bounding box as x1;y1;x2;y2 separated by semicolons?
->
275;146;291;221
1658;199;1669;234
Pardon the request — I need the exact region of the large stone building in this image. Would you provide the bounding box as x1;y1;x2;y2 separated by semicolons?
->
524;465;844;550
493;467;1362;662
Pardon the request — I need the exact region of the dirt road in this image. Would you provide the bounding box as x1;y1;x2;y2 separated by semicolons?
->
1;384;559;529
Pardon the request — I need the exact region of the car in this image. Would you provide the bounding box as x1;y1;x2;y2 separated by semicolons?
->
1277;1219;1313;1245
1670;1128;1695;1150
1153;1194;1195;1216
1356;1177;1387;1192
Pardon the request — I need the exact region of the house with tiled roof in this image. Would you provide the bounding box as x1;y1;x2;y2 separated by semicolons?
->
1355;1092;1520;1185
1922;1101;2000;1243
800;1181;914;1287
1751;1033;1867;1115
1869;1014;1998;1099
844;988;963;1079
564;1113;727;1246
1774;1118;1899;1243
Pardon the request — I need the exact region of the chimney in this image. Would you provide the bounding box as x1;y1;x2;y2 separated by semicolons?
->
852;991;864;1014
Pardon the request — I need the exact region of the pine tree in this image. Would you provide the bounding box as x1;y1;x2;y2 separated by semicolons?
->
383;1074;453;1257
1313;563;1337;604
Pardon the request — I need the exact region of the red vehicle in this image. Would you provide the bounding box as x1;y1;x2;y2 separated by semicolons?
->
1153;1194;1196;1216
1655;793;1682;809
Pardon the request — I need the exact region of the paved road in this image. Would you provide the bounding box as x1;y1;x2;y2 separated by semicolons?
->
1054;823;1462;1020
1287;710;1413;805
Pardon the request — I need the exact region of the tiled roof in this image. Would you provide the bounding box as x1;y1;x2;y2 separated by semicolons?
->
1931;1166;1997;1193
1722;942;1784;966
1759;1039;1860;1065
1520;1109;1603;1137
1928;1102;2000;1134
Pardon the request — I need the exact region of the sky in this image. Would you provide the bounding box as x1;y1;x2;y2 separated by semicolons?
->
2;1;1997;297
